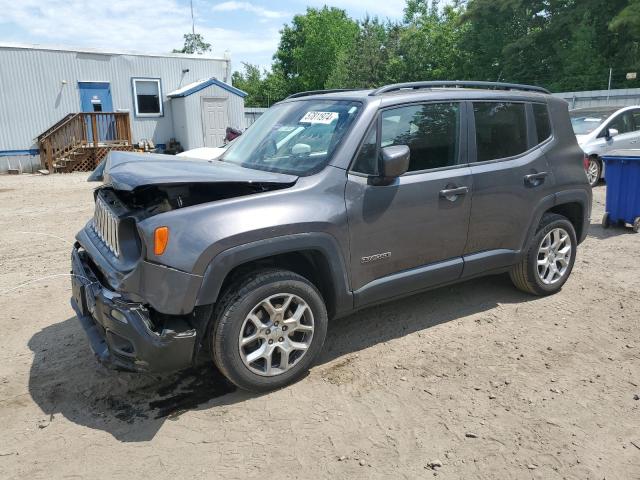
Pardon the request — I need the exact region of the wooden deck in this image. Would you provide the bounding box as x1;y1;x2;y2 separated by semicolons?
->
37;112;133;173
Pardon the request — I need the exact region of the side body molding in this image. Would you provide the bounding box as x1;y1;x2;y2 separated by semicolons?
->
196;233;354;318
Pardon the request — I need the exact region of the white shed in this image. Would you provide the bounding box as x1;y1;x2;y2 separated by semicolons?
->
168;78;247;151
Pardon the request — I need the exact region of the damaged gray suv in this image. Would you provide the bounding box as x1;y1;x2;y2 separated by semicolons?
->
71;81;591;391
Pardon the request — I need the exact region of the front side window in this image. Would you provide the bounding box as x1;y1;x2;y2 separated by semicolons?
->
132;78;162;116
606;111;634;135
351;103;460;175
474;102;528;162
221;100;361;176
381;103;459;172
632;110;640;132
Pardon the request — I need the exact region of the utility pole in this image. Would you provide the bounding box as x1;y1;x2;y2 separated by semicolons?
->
191;0;195;35
607;67;612;100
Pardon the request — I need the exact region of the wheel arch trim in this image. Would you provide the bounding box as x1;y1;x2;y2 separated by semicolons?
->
553;189;591;243
195;233;353;317
522;188;591;252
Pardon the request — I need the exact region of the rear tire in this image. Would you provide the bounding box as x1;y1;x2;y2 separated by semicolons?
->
210;269;328;392
510;214;577;296
602;212;611;229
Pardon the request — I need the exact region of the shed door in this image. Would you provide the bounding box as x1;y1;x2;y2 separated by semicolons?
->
202;97;228;147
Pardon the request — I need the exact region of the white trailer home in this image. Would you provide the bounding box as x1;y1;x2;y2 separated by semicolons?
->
0;44;246;173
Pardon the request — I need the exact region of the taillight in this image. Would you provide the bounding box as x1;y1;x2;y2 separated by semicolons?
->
583;155;589;171
154;226;169;255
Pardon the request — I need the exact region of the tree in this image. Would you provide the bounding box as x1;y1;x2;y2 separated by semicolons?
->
231;63;263;107
397;2;468;82
326;17;392;89
240;0;640;101
611;0;640;33
273;7;359;94
172;33;211;54
459;0;550;84
231;63;289;107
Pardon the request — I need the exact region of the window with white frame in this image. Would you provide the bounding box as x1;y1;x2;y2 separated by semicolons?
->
132;78;163;116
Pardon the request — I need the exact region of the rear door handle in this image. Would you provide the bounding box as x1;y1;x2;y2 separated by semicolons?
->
439;186;469;201
524;172;548;187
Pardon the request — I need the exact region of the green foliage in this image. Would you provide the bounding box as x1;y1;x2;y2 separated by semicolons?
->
611;0;640;34
172;33;212;54
397;3;467;81
231;63;288;107
273;7;359;94
232;0;640;106
325;17;393;89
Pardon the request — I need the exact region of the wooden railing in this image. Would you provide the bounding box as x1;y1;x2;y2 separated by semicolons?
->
36;113;76;143
38;112;132;171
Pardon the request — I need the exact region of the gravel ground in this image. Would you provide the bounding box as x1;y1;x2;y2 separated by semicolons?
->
0;173;638;479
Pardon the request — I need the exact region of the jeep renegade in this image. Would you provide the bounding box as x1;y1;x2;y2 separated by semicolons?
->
71;81;592;392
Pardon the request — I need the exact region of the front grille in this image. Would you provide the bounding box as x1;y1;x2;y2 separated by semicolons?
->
92;195;120;257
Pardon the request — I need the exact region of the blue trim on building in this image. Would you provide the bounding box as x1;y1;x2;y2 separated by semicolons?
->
168;77;247;98
0;149;39;157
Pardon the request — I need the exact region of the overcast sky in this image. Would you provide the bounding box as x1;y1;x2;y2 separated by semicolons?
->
0;0;411;71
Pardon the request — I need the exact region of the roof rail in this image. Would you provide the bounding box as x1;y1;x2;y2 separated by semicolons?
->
369;81;551;96
285;88;361;100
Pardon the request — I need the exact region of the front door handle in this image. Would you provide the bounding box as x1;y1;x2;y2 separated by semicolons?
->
439;186;469;201
524;171;548;187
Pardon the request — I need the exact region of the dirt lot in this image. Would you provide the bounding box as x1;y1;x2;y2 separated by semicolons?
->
0;173;638;479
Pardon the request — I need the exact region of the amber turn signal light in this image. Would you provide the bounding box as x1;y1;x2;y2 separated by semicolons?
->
154;226;169;255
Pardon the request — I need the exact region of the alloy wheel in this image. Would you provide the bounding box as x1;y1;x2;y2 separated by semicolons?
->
537;227;572;285
238;293;315;376
587;158;600;186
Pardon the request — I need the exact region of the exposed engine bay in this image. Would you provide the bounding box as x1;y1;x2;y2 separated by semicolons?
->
99;181;292;219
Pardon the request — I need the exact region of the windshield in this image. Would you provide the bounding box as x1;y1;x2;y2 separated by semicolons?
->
220;100;361;176
569;110;613;135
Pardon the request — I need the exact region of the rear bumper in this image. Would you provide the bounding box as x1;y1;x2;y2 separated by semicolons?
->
70;245;197;373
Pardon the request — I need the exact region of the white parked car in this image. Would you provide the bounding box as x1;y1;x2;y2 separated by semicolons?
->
176;146;228;161
570;105;640;186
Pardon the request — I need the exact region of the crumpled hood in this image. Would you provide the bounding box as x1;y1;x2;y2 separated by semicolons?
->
89;151;298;191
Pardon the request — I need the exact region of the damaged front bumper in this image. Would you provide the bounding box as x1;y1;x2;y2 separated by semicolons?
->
70;245;198;373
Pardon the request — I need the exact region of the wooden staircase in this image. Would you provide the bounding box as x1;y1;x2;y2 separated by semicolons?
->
37;112;134;173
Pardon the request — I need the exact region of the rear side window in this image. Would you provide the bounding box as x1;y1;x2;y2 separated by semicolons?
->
533;103;552;143
381;102;460;172
473;102;528;162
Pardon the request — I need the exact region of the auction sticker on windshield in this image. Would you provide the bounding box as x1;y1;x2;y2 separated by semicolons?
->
300;111;339;124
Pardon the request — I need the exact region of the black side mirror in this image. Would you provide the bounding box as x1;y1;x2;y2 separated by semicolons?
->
380;145;410;178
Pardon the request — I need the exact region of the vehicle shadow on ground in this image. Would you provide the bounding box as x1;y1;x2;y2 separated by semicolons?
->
27;274;535;442
587;220;637;240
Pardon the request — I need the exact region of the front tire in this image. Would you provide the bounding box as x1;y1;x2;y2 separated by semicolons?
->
510;214;577;296
210;269;328;392
586;156;601;187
